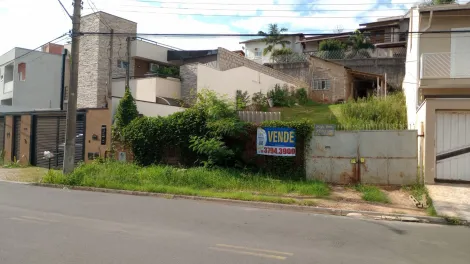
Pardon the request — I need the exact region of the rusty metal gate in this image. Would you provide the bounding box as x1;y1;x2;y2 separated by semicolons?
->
0;117;4;156
32;114;85;169
306;130;418;185
12;116;21;161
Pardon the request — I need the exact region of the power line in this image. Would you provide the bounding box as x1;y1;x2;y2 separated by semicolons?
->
78;30;470;37
117;0;418;6
86;0;112;30
84;10;470;18
0;33;69;67
95;5;410;12
57;0;72;19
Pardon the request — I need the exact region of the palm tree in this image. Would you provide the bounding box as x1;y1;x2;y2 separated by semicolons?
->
258;24;291;57
347;30;375;58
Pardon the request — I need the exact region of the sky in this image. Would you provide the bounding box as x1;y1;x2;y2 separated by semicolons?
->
0;0;467;53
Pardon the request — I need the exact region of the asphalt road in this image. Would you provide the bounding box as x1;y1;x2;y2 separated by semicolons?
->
0;182;469;264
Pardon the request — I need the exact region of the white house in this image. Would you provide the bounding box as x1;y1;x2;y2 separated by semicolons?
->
0;47;62;109
240;35;304;64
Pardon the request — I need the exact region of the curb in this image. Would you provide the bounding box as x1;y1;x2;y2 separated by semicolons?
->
31;183;451;225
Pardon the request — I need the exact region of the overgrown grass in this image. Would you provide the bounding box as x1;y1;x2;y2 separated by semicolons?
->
355;185;390;203
338;93;407;129
403;184;438;216
43;162;331;201
278;100;342;123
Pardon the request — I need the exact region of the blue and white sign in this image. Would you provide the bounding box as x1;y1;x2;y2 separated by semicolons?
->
257;127;296;156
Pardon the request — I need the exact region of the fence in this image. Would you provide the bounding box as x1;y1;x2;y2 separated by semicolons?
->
306;130;417;185
238;111;281;123
421;52;470;79
308;47;406;60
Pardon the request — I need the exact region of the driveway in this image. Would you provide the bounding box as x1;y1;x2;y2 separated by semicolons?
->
427;183;470;221
1;182;470;264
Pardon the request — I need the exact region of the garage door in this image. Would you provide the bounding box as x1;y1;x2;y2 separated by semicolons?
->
13;116;21;161
436;111;470;181
0;117;4;154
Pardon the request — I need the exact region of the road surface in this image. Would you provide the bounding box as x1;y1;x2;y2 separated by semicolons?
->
0;182;469;264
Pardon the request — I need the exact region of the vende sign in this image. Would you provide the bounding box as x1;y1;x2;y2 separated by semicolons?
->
256;127;296;157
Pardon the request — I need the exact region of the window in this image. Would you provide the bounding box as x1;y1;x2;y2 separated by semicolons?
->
312;79;331;90
18;63;26;81
117;60;128;69
254;51;262;57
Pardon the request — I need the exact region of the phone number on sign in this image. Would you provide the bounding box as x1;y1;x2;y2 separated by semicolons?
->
258;147;296;155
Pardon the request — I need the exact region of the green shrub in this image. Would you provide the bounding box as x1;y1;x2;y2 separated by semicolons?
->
355;185;390;203
236;90;250;110
252;91;268;108
114;87;139;133
267;84;292;107
295;88;308;105
189;136;234;167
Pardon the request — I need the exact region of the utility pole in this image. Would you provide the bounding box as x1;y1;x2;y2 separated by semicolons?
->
63;0;81;174
107;29;114;106
125;36;131;88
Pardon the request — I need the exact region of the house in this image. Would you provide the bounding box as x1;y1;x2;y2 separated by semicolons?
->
0;47;63;109
300;16;409;55
403;3;470;183
299;16;409;89
266;56;385;103
239;34;304;65
179;48;308;105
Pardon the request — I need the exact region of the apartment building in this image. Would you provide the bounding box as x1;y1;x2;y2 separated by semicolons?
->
403;4;470;183
0;47;62;109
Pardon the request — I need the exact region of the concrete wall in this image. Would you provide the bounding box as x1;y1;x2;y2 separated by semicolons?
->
131;39;171;63
196;64;296;101
417;98;470;184
419;10;470;54
12;51;62;109
217;48;308;88
84;109;112;163
306;130;418;185
3;116;12;163
0;48;62;108
111;97;184;117
78;12;137;109
112;76;181;102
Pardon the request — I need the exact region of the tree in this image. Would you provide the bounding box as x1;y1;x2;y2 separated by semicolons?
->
258;24;291;56
114;87;139;132
318;39;347;59
347;30;375;58
420;0;456;5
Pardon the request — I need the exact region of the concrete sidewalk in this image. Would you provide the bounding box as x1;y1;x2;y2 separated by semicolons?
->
427;183;470;222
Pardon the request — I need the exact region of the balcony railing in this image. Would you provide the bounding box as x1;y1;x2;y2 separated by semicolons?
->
308;47;406;60
421;52;470;79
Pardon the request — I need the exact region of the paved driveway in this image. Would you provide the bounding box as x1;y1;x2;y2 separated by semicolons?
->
427;183;470;221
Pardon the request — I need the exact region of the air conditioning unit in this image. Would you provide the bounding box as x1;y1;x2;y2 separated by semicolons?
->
149;63;159;72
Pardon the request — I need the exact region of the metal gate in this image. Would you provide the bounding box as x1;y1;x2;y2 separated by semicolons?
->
0;117;4;156
12;116;21;161
306;130;418;185
33;115;85;169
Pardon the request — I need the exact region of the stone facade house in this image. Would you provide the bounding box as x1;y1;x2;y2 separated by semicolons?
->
267;56;385;103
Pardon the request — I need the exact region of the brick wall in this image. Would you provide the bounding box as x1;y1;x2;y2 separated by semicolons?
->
217;48;308;88
180;63;198;104
78;12;137;109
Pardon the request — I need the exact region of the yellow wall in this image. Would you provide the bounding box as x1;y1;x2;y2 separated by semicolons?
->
419;98;470;183
3;116;13;164
18;115;31;165
84;108;112;163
